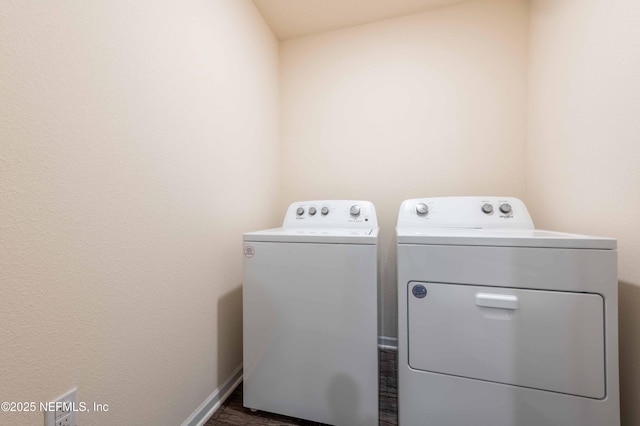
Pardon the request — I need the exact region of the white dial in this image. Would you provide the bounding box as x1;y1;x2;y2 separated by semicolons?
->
309;207;317;216
416;203;429;216
350;205;361;217
296;207;304;216
321;207;329;216
482;203;493;214
500;203;512;214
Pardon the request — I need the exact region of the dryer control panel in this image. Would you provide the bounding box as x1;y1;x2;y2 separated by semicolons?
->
397;196;534;229
283;200;378;228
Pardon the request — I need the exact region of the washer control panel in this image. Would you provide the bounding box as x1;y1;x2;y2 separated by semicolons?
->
397;196;534;229
283;200;378;228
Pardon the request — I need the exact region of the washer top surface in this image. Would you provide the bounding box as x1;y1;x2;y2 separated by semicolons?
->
397;196;615;250
244;227;378;244
244;200;378;244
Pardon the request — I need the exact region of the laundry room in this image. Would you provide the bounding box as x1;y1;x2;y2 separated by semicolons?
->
1;0;638;425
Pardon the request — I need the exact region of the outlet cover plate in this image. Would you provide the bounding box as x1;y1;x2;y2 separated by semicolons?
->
45;387;78;426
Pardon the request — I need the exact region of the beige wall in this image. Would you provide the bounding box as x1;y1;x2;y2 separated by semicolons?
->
279;0;529;338
527;0;640;424
0;0;279;425
4;0;639;424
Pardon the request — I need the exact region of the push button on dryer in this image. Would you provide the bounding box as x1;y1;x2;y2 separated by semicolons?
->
412;285;428;299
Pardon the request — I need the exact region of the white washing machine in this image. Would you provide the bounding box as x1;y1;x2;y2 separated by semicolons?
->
243;200;379;426
396;196;619;426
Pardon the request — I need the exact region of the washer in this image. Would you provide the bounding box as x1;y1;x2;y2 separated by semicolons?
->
243;200;379;426
396;196;619;426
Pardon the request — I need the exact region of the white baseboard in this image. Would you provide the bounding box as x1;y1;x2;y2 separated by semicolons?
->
182;363;243;426
378;335;398;350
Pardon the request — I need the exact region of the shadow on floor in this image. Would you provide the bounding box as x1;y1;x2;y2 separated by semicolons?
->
205;348;397;426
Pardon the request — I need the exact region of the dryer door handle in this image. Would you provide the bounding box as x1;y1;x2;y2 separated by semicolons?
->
475;293;519;310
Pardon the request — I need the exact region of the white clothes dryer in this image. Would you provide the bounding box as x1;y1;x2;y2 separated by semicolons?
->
243;200;379;426
396;196;619;426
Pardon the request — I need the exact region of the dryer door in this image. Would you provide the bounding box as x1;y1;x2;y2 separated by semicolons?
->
407;282;605;399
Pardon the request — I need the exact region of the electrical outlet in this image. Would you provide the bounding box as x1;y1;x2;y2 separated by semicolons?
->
45;388;78;426
56;415;71;426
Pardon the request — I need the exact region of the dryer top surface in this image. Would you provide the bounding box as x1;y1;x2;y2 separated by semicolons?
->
396;196;615;249
397;227;616;249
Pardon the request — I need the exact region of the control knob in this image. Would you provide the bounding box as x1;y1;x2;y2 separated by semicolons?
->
321;207;329;216
481;203;493;214
416;203;429;216
309;207;317;216
296;207;305;216
350;205;361;217
499;203;512;214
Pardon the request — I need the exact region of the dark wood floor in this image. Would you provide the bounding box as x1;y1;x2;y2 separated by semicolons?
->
205;348;398;426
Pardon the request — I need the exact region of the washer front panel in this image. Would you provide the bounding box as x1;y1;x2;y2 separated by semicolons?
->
243;241;378;425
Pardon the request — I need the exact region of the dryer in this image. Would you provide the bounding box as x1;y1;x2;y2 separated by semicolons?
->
243;200;379;426
396;196;619;426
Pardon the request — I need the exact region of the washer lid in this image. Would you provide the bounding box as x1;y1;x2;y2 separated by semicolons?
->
244;227;378;244
397;227;616;249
